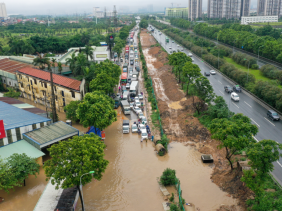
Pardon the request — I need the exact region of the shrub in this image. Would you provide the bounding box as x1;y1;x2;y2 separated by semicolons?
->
169;204;181;211
231;52;257;68
157;134;169;150
169;193;174;202
251;64;259;69
4;87;21;99
160;168;178;186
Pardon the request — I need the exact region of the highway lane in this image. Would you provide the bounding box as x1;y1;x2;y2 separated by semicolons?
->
149;26;282;185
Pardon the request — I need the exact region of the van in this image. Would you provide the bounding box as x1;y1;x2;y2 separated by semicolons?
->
123;120;130;134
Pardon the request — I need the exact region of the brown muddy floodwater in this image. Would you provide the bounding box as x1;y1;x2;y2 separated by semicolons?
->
76;112;237;211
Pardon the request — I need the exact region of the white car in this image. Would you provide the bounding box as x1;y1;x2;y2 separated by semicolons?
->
140;116;147;124
138;112;145;119
181;49;184;51
138;94;143;100
169;47;172;49
210;70;216;75
138;124;146;131
133;107;142;114
130;102;134;108
141;130;148;140
188;53;193;57
135;101;141;107
126;83;130;89
177;45;179;47
134;96;139;101
191;58;194;62
231;92;240;102
131;124;138;133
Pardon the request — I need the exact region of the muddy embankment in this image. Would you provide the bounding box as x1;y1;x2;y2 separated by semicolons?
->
140;29;252;210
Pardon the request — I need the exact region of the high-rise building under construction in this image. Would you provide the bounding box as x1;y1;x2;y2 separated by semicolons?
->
188;0;202;20
257;0;281;16
207;0;250;19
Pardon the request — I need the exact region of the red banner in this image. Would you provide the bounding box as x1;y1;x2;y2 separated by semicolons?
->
0;120;6;139
101;131;105;140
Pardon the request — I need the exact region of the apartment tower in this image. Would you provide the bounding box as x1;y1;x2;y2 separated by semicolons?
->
257;0;281;16
208;0;250;19
188;0;202;20
0;3;7;18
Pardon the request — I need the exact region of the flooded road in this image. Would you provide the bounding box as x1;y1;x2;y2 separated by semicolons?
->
75;111;237;211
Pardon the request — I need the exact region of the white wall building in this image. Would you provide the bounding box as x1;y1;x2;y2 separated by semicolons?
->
241;15;278;24
0;3;7;18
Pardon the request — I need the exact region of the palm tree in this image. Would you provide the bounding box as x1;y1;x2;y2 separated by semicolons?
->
83;66;95;92
57;62;63;74
75;53;88;76
51;58;56;72
65;52;77;76
84;45;94;61
33;53;50;70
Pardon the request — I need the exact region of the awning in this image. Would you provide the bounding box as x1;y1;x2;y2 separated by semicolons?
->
61;71;72;75
0;140;45;160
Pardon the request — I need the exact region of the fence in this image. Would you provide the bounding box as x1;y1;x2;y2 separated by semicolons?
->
175;179;185;211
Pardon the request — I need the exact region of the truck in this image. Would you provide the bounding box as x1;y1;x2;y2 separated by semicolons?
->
123;63;128;72
130;81;138;96
132;70;139;79
166;37;169;43
121;100;131;115
114;96;121;109
122;120;130;134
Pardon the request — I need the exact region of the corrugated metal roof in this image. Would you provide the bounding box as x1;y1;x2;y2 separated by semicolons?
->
0;101;50;130
0;140;45;160
18;67;81;91
23;121;78;147
0;58;33;76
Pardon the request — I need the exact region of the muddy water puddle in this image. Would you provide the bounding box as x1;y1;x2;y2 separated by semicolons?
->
76;114;237;211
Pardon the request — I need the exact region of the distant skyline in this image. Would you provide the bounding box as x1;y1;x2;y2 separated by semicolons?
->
6;0;258;15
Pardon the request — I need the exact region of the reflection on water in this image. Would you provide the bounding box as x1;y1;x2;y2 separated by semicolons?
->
76;114;237;211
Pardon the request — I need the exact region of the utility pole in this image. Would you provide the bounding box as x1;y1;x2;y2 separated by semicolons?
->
50;71;58;123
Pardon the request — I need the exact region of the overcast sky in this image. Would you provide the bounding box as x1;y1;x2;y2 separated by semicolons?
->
6;0;258;15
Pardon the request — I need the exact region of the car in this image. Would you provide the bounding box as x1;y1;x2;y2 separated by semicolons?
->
120;58;123;62
177;45;179;47
135;101;141;107
169;47;172;49
121;86;126;92
267;110;280;121
131;124;138;133
159;33;162;35
181;49;184;51
231;92;240;101
188;53;193;57
138;112;145;119
135;66;140;72
127;78;132;84
140;116;147;125
224;85;233;93
134;96;139;102
129;73;133;78
138;124;146;131
126;83;130;89
204;72;210;76
210;70;216;75
130;102;134;108
172;41;174;43
138;94;143;100
233;85;242;93
141;130;148;140
191;58;194;62
133;107;142;114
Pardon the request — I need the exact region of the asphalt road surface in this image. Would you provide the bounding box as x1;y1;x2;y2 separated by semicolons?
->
149;25;282;185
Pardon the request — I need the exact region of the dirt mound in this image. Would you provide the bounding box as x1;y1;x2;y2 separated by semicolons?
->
140;30;156;47
149;46;160;55
160;71;184;102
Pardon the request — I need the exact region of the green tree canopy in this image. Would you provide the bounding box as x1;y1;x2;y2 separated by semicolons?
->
169;52;192;83
64;100;82;122
76;91;117;129
210;113;258;169
181;61;201;95
139;19;148;29
90;72;116;94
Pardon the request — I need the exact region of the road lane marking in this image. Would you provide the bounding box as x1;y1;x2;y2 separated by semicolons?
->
264;117;275;126
244;101;252;108
252;136;259;142
250;118;260;127
232;102;239;109
219;90;224;95
218;80;222;84
277;161;282;168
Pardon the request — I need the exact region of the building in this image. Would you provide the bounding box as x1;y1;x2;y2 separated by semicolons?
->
165;7;188;18
241;15;278;24
0;3;7;18
93;7;104;18
189;0;202;20
0;101;51;147
208;0;249;19
16;67;85;111
257;0;281;16
147;4;154;13
0;57;34;89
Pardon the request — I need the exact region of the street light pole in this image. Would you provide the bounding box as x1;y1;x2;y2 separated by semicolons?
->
79;171;95;211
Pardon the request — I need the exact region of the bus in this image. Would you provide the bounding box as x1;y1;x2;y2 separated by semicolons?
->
166;37;169;43
121;73;128;85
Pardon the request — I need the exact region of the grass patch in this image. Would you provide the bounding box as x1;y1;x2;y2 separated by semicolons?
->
224;57;274;83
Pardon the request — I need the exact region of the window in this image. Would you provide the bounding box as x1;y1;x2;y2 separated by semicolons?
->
30;80;33;85
44;83;47;88
40;122;44;127
7;130;13;144
34;79;37;85
0;138;3;147
70;91;75;98
54;86;57;92
9;82;11;85
15;128;21;141
32;124;37;130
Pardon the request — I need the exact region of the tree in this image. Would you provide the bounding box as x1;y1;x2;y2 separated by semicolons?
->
51;58;56;72
44;133;109;210
169;52;192;83
84;45;94;60
89;72;115;95
81;32;91;45
191;76;215;114
57;62;62;74
76;91;117;130
139;19;148;29
83;66;95;92
0;158;19;193
7;153;40;186
65;52;77;76
210;114;258;170
64;100;82;122
181;61;201;95
32;53;50;70
160;168;178;186
75;53;88;76
4;87;21;99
